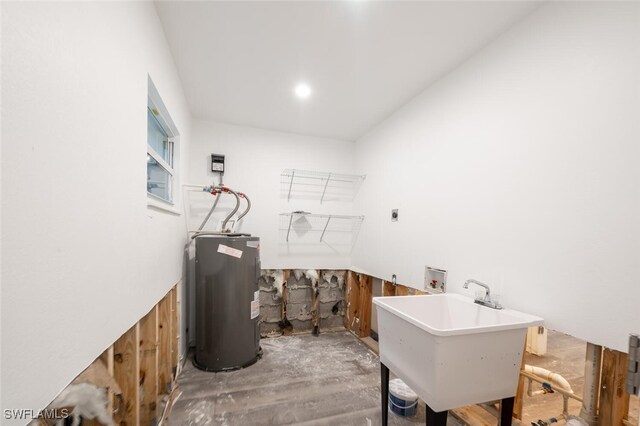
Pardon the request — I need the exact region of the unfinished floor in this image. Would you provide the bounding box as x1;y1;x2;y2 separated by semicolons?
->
168;330;639;426
168;332;463;425
521;331;639;426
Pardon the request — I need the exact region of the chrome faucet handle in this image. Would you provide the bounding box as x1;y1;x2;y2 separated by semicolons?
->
464;278;502;309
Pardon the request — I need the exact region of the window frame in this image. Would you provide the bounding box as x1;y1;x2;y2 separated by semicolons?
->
147;77;180;214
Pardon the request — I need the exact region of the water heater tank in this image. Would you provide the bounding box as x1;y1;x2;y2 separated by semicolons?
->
194;234;261;371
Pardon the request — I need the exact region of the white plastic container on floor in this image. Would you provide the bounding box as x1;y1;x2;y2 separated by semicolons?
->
389;378;418;417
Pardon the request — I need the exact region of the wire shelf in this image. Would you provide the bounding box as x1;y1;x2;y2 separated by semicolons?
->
281;169;365;203
279;212;364;243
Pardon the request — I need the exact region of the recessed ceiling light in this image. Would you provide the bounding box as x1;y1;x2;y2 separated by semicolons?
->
294;83;312;99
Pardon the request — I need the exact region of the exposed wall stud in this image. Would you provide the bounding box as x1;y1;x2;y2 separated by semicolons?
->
158;292;172;395
113;323;140;426
382;280;395;297
139;308;159;424
357;274;372;338
599;349;630;426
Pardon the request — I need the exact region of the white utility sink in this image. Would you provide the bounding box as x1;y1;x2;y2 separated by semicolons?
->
374;293;543;413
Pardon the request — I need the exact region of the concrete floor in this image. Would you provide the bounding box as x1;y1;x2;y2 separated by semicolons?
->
169;330;639;426
168;331;462;426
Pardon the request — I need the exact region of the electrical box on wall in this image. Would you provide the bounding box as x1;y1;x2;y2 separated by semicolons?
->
211;154;225;173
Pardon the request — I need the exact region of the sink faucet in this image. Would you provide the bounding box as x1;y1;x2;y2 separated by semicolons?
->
463;279;502;310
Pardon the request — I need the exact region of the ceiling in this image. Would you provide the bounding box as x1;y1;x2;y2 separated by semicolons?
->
155;1;540;141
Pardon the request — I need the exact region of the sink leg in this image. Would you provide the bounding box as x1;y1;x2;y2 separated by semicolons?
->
381;362;389;426
500;397;515;426
426;404;448;426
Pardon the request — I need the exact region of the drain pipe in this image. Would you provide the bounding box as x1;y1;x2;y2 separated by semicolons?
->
524;365;576;420
525;365;574;393
579;343;603;426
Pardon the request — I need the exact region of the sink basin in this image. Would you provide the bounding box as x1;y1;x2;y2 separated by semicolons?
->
374;293;543;412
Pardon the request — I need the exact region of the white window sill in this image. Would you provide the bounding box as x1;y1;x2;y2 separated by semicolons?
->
147;194;181;216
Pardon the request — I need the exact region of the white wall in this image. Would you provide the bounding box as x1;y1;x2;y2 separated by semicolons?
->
353;1;640;353
0;0;4;411
187;120;356;270
1;2;191;419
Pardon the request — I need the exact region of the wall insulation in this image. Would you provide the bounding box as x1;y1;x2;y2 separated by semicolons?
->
259;270;346;337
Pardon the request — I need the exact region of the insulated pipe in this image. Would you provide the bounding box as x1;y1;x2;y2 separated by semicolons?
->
579;343;603;426
219;186;240;232
236;192;251;222
197;185;241;233
198;190;222;231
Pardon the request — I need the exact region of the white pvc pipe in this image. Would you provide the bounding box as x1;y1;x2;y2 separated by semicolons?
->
525;365;574;393
529;389;550;396
525;364;575;419
579;343;602;426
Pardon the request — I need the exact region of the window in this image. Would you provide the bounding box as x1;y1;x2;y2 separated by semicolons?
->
147;78;178;205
